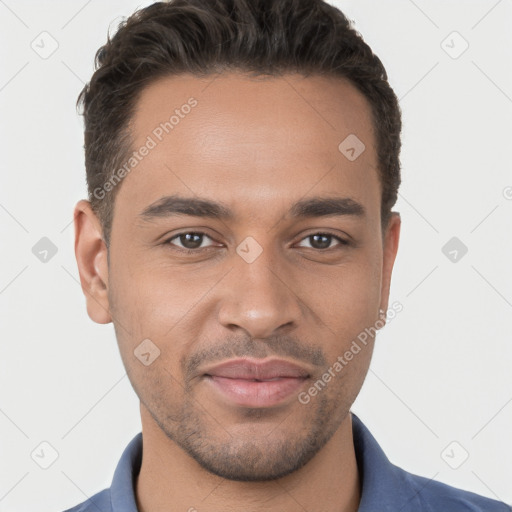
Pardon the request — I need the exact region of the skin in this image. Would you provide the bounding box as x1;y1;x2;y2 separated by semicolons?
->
74;72;400;512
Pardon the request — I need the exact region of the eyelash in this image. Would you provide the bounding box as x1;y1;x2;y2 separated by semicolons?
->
163;231;350;254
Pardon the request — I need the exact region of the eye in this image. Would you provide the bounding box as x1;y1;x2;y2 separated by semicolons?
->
296;233;349;250
165;232;218;252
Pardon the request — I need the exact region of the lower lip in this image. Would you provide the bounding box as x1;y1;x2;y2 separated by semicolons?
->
205;375;308;408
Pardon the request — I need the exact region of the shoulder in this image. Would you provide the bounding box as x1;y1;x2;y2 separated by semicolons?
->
350;412;510;512
60;488;111;512
400;467;511;512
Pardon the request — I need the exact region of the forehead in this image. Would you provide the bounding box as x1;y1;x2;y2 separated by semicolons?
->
114;72;380;225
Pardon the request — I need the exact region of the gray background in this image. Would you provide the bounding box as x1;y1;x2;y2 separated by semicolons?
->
0;0;511;510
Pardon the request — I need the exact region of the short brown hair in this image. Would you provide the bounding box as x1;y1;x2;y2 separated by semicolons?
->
77;0;402;248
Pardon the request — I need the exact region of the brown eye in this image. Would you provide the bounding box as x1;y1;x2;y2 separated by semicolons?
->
166;232;216;251
297;233;349;250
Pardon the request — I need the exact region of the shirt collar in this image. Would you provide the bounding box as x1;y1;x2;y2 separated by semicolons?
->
110;430;141;511
351;413;422;511
109;412;420;512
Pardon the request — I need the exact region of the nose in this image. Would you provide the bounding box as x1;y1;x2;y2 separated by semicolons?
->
217;245;304;340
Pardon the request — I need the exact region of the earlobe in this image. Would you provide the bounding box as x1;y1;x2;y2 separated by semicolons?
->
73;199;112;324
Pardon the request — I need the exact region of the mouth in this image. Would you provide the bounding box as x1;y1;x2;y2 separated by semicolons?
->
202;358;310;408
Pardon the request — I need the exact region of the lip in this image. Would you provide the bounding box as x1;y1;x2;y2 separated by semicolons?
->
202;358;310;408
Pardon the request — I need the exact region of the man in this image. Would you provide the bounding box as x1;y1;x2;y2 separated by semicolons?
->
67;0;510;511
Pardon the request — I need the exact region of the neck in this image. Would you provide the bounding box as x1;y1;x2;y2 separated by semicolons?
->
135;405;360;512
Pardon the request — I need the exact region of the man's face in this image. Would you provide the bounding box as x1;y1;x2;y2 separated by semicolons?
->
76;72;400;481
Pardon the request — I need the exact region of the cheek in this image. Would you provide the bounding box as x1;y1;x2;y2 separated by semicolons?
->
310;249;382;326
111;258;190;329
108;264;174;369
108;268;190;411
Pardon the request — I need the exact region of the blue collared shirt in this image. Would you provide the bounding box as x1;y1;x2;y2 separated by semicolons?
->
62;412;511;511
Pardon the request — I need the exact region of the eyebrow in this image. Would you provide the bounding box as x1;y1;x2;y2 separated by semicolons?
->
138;194;366;222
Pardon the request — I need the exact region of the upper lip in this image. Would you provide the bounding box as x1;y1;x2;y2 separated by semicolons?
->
203;358;310;380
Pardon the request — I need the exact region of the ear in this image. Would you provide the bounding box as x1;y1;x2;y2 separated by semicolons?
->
73;199;112;324
378;212;401;324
